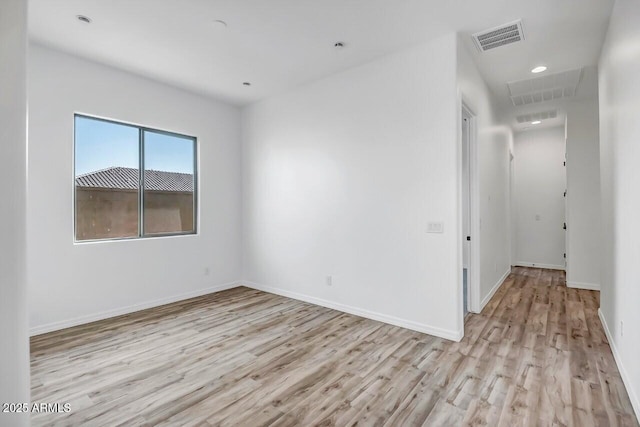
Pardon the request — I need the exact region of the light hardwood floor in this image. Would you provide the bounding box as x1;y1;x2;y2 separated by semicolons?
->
31;267;638;426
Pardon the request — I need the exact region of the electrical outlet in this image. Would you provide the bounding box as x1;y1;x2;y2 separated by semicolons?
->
204;267;210;276
620;320;624;337
326;276;333;286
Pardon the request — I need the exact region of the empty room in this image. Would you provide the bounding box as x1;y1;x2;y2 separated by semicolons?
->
1;0;639;425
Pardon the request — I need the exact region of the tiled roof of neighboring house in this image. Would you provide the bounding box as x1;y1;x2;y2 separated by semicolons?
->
76;167;194;192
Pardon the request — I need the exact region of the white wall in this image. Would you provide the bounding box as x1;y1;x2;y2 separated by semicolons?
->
242;34;463;341
28;45;243;334
0;0;30;425
565;83;602;289
457;39;513;311
513;127;566;269
598;0;640;418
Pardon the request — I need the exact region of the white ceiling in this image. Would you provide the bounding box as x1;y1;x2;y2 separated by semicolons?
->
29;0;614;114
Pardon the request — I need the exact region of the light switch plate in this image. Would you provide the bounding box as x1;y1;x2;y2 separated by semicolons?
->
427;222;444;233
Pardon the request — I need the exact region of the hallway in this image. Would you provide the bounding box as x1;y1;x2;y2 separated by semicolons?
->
473;267;636;426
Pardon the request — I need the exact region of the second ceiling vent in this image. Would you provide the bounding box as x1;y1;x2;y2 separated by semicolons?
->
516;110;558;124
472;20;525;52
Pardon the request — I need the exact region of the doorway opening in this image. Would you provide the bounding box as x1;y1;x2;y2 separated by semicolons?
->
461;103;479;322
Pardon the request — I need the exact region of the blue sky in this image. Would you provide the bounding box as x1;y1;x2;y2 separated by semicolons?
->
75;116;195;176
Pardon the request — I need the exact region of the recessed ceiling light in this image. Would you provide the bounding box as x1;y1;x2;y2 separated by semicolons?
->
76;15;92;24
531;120;542;125
531;66;547;74
334;42;345;49
212;20;227;29
243;82;251;86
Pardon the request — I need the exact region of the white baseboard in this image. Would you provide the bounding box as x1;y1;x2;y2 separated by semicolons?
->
243;281;463;342
515;262;565;271
598;309;640;421
480;268;511;311
567;281;601;291
29;281;241;336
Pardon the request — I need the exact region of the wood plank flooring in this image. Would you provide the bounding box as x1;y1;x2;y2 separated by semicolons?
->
30;267;638;426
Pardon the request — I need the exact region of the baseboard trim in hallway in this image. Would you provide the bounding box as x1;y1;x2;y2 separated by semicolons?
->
515;261;566;270
599;308;640;421
243;281;463;342
567;280;601;291
480;268;511;311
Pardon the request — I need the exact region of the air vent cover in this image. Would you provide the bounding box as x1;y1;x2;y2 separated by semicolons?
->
516;110;558;124
508;68;583;106
472;20;525;52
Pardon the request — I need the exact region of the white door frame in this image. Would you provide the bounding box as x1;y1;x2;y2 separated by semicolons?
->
461;102;481;317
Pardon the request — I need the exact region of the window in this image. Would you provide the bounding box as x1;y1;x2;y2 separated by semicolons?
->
74;115;197;241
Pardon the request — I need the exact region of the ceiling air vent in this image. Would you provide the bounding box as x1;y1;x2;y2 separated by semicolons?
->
472;20;525;52
516;110;558;124
508;68;583;106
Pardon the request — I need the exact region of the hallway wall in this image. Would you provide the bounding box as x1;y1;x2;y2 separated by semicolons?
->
513;126;566;270
598;0;640;418
457;39;513;311
564;82;602;290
